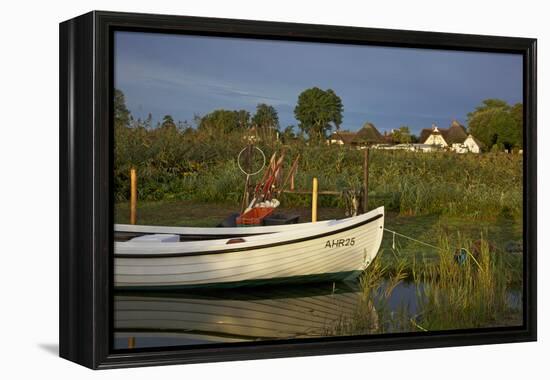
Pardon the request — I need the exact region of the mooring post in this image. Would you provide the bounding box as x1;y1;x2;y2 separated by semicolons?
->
130;167;137;225
312;177;318;222
363;148;369;212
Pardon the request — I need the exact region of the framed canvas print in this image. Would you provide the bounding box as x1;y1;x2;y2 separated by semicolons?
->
59;11;537;369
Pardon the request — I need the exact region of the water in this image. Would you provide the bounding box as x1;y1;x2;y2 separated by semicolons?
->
114;278;523;350
114;280;418;349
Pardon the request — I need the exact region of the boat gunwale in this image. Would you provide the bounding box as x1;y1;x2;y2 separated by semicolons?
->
115;219;334;237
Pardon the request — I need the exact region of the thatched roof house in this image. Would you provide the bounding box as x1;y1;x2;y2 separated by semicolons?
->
463;134;485;153
353;122;385;145
421;120;483;153
328;130;356;145
419;128;432;145
421;120;467;146
444;120;468;144
328;122;384;146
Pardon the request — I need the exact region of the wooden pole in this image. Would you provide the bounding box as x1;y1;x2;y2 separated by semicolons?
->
363;148;369;213
241;175;250;214
130;167;137;225
240;145;253;213
128;336;136;349
290;171;295;191
312;177;318;223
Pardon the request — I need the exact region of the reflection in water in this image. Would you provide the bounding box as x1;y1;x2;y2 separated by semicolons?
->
114;279;522;349
114;282;375;349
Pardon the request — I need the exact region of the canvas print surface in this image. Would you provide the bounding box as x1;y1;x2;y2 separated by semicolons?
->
113;31;523;350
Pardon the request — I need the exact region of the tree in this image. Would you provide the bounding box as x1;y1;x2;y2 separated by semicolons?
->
467;99;522;151
160;114;176;129
294;87;343;142
235;110;251;130
114;89;130;128
281;125;296;143
509;103;523;147
252;103;279;141
391;126;412;144
198;109;250;134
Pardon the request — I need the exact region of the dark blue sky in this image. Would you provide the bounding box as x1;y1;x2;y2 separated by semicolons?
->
114;31;522;134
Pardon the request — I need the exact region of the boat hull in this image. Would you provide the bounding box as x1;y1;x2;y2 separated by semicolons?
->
115;207;384;289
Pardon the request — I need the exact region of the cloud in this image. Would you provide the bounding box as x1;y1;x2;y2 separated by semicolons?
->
116;58;290;107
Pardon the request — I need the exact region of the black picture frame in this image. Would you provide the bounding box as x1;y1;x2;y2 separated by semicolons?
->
59;10;537;369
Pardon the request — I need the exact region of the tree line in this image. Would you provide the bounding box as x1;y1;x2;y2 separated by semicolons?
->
114;87;344;143
115;88;523;151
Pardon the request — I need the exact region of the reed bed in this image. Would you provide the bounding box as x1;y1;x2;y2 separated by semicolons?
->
326;234;522;336
412;234;522;330
115;126;522;220
326;258;413;336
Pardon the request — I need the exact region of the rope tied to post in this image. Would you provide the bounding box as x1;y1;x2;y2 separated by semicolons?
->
384;227;483;270
384;228;442;251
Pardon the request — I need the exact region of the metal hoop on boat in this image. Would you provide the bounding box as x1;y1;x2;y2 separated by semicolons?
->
237;146;266;176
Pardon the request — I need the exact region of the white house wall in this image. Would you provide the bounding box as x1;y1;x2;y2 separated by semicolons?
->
424;134;448;147
463;136;481;153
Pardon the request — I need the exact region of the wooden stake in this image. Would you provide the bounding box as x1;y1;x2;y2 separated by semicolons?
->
312;177;318;223
128;336;136;349
363;148;369;213
279;155;300;196
130;167;137;225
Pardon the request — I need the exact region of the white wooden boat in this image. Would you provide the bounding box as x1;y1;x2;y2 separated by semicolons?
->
114;284;376;347
115;206;384;289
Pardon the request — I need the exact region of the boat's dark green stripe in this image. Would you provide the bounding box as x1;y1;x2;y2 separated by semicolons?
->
115;270;362;290
115;213;382;259
115;282;357;299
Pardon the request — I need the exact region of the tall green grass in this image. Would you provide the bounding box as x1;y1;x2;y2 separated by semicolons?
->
413;234;521;330
326;258;412;336
114;125;523;219
326;234;522;336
